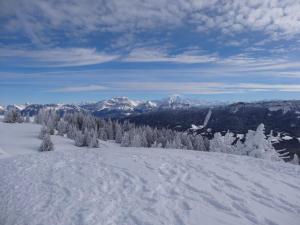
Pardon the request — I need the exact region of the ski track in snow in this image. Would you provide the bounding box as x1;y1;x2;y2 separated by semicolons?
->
0;122;300;225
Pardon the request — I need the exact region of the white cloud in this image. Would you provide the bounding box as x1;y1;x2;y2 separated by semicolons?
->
1;0;300;45
51;85;108;92
124;47;218;64
0;48;118;67
112;81;300;94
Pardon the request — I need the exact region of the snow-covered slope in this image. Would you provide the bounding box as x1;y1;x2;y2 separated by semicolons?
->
0;122;300;225
0;122;41;158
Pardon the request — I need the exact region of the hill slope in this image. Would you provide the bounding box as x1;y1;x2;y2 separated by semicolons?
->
0;123;299;225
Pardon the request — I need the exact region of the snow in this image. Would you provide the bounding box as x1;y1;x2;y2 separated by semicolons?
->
0;122;41;158
203;109;212;127
237;134;244;139
190;124;203;130
190;109;212;131
0;122;300;225
282;135;293;140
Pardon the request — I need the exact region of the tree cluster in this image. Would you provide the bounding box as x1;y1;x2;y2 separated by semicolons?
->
3;109;24;123
35;111;208;151
34;109;295;163
209;124;283;161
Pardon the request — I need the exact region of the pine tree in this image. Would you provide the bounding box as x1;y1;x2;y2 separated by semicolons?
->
74;130;85;147
115;122;123;143
98;128;108;141
244;124;282;161
57;120;68;136
67;125;77;140
186;136;194;150
39;134;54;152
83;128;91;146
105;119;114;140
210;132;223;152
25;114;31;123
46;117;55;135
132;133;142;147
88;130;99;148
39;125;49;139
192;135;206;151
121;132;131;147
140;130;148;147
290;153;299;165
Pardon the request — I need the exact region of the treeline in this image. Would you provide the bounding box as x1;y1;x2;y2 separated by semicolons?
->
4;108;297;163
35;109;209;151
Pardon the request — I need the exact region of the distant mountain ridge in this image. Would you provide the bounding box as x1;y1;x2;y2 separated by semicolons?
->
2;97;300;119
0;95;222;117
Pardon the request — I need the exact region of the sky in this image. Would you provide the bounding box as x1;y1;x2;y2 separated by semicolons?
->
1;0;300;104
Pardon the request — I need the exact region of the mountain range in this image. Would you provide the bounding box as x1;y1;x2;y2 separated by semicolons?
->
0;95;220;117
1;96;300;156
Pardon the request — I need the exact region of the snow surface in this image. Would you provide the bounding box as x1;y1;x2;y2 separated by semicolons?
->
282;135;293;140
0;122;300;225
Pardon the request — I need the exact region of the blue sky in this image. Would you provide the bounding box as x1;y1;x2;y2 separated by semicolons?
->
1;0;300;104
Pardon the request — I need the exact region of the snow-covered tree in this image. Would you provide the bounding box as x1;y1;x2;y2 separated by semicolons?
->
88;130;99;148
57;120;68;136
131;133;142;147
209;131;237;154
46;117;56;135
115;122;123;143
210;133;224;153
39;134;54;152
121;132;131;147
39;125;49;139
185;136;194;150
74;130;85;147
192;135;206;151
290;153;299;165
105;119;114;140
244;124;282;161
67;125;77;140
25;114;31;123
98;128;108;141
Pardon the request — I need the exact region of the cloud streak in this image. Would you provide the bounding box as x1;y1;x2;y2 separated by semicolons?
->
124;47;218;64
51;85;108;93
51;82;300;95
113;82;300;94
0;48;118;67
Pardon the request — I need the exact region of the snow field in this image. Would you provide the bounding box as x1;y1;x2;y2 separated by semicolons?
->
0;122;300;225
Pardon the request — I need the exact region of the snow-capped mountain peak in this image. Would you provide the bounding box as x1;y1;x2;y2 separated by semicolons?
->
94;97;141;111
